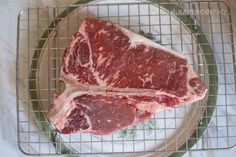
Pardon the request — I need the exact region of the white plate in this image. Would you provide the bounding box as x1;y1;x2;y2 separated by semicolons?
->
36;1;208;156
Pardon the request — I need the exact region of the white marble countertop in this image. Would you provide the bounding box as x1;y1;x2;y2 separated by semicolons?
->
1;0;236;156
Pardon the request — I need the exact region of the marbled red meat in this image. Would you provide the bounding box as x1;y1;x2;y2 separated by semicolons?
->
48;18;207;135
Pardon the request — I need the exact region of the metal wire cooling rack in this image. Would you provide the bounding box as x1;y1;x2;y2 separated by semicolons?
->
16;1;236;156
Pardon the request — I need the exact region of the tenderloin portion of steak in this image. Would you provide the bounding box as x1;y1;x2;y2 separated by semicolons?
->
48;18;207;135
48;86;153;135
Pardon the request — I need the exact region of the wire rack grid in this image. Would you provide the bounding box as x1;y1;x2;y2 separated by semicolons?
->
17;1;236;156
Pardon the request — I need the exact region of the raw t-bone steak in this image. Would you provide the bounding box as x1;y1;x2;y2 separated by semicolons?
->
48;18;207;135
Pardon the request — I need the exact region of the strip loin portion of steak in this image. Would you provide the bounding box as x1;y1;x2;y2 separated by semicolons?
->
48;18;207;135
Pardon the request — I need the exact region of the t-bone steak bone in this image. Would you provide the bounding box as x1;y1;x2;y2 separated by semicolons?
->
48;18;207;135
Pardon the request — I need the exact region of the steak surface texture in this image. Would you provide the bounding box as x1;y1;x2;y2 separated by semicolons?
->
48;18;207;135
